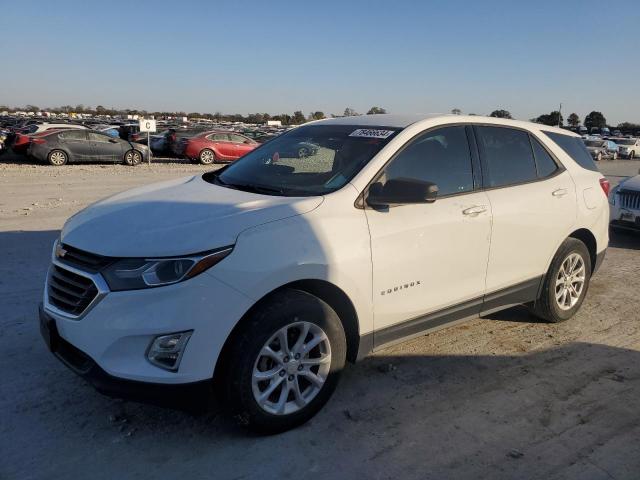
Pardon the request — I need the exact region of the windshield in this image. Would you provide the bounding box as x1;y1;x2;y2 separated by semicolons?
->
584;140;604;147
209;124;401;196
614;139;635;146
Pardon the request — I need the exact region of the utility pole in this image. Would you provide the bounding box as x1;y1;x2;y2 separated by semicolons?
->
558;103;562;127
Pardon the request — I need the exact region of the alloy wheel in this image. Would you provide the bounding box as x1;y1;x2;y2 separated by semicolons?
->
49;151;67;165
555;253;586;311
200;150;214;164
252;321;331;416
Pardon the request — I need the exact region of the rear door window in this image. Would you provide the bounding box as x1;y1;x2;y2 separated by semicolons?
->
542;131;599;172
59;130;87;140
530;135;559;178
475;126;537;187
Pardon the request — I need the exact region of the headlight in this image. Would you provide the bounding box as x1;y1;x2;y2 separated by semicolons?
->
102;246;233;291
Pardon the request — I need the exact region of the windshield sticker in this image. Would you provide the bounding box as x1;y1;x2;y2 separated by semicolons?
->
349;129;395;139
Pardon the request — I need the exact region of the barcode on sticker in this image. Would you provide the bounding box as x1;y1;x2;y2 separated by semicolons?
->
349;129;394;139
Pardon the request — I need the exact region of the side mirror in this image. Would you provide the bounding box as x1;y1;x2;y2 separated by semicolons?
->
109;138;118;143
366;178;438;207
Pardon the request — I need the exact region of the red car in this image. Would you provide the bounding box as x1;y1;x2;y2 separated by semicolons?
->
177;130;258;164
12;128;68;154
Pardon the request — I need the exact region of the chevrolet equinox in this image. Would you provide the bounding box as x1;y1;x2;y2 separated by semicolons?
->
39;115;610;433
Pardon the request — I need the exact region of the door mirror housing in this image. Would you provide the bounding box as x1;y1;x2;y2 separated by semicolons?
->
366;178;438;207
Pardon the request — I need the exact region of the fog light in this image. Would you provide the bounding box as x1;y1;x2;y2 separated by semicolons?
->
146;331;192;371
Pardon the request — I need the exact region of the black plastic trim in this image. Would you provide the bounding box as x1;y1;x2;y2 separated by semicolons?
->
39;304;213;411
593;249;607;275
361;276;543;355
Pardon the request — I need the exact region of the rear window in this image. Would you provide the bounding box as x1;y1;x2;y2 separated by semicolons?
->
542;131;599;172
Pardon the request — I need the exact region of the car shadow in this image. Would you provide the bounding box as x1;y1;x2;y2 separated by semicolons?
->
609;227;640;250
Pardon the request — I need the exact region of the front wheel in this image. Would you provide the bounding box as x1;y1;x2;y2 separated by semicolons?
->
124;149;142;166
531;238;591;323
221;289;346;434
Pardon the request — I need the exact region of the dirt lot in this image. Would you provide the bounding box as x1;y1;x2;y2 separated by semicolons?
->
1;156;639;480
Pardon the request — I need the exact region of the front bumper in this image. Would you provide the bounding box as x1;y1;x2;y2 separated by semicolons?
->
41;260;254;385
39;304;213;409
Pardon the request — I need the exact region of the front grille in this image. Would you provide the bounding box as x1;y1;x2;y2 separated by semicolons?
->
48;265;98;316
59;244;112;271
619;190;640;211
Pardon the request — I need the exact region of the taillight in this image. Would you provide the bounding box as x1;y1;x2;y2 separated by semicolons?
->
31;138;46;144
599;178;610;197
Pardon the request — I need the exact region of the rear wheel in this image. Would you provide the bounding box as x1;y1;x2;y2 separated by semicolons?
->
199;148;216;165
48;150;68;166
221;289;346;434
629;151;635;160
124;149;142;166
531;238;591;323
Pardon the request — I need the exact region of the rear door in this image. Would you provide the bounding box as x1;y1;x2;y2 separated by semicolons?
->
474;125;577;308
59;130;91;161
87;131;122;162
208;133;234;160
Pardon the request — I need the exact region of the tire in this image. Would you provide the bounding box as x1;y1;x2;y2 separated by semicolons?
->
612;152;618;160
220;289;347;434
629;151;635;160
124;149;142;166
199;148;216;165
596;152;602;162
48;149;68;166
531;238;592;323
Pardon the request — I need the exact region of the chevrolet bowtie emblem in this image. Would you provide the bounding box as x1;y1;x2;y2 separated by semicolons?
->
55;243;67;258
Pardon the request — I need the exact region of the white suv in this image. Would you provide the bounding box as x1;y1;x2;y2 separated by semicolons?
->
39;115;610;432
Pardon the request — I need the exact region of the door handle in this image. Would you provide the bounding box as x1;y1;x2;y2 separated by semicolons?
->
462;205;488;216
552;188;568;197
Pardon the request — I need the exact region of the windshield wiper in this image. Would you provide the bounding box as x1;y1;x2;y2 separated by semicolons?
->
215;175;285;195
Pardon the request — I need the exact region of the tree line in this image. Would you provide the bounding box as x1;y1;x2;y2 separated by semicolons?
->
451;108;639;131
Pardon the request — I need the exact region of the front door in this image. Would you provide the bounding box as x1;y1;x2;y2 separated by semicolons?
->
87;131;122;162
365;126;492;346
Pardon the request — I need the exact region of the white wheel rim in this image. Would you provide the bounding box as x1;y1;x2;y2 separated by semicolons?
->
50;151;66;165
252;321;331;416
201;150;213;163
555;253;586;311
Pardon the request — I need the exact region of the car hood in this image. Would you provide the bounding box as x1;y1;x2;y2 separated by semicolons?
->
619;175;640;191
61;175;323;257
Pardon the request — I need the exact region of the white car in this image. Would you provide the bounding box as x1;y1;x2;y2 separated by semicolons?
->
25;122;87;134
613;138;640;159
39;115;610;433
610;172;640;231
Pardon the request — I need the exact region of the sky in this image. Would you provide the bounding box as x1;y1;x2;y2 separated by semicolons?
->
1;0;639;125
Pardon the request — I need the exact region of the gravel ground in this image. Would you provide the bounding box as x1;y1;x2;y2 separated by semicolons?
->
1;155;639;480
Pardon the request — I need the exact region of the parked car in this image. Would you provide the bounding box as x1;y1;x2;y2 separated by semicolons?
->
12;124;88;154
612;138;640;159
609;172;640;232
39;114;609;433
0;129;8;155
28;129;150;166
176;130;258;164
584;139;619;161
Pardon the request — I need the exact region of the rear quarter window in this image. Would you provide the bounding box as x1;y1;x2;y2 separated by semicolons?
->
542;131;599;172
